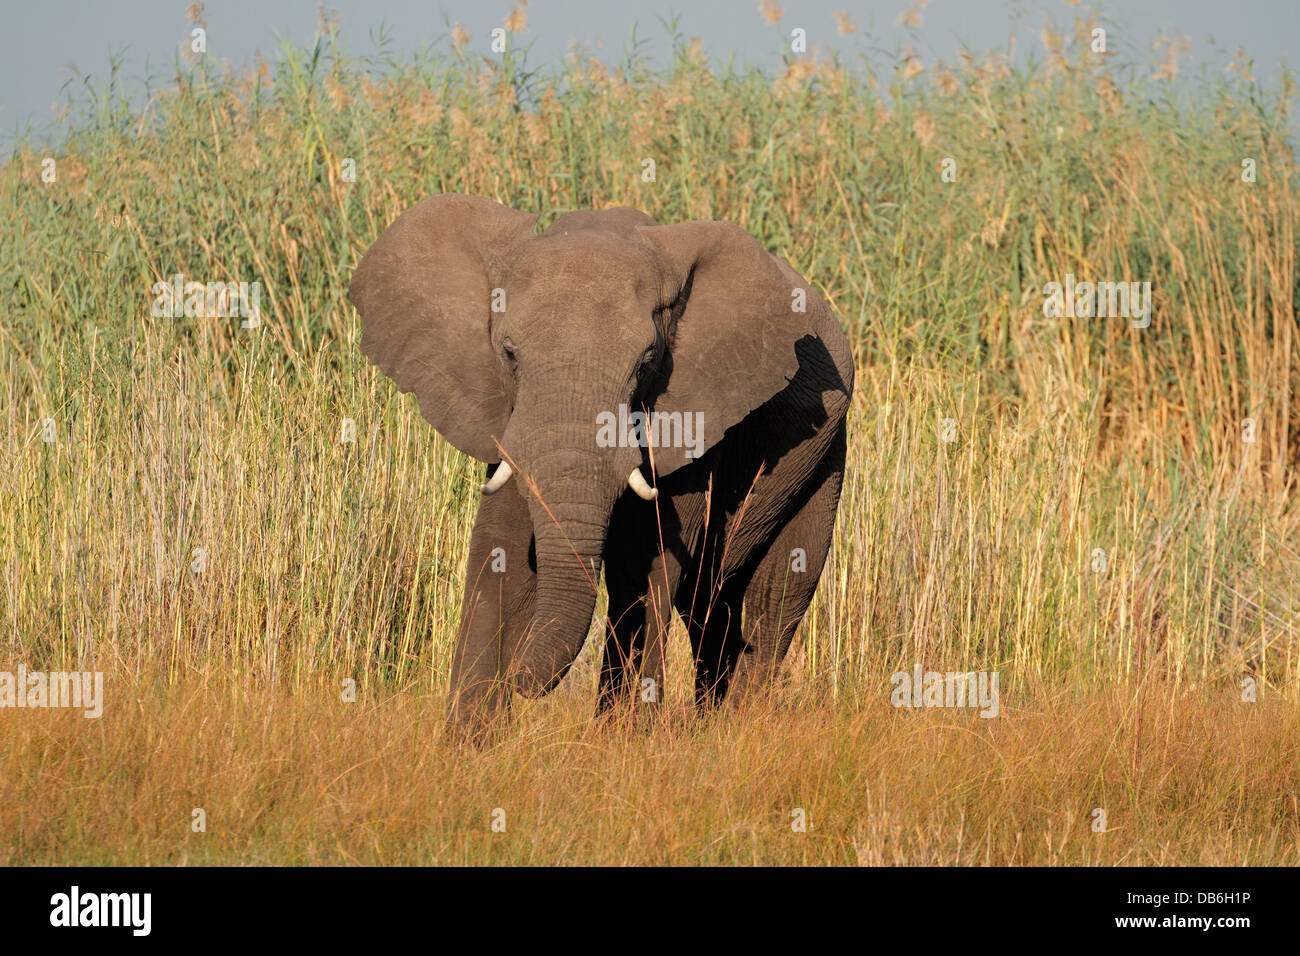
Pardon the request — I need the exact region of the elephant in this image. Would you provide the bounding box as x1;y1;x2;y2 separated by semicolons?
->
349;193;854;742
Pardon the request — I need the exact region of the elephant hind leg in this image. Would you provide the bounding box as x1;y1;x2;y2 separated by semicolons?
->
728;431;846;705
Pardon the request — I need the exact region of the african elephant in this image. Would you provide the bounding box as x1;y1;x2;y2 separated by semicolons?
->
349;194;853;742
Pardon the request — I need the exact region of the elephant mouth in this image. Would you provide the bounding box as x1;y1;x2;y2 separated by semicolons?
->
480;457;658;502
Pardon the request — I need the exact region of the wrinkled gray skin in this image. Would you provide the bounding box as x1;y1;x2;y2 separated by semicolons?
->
349;194;853;743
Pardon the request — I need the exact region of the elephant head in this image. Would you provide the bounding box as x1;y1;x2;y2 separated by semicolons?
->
349;194;840;713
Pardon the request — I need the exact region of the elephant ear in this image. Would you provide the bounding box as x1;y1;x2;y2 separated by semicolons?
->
349;194;538;462
637;220;845;476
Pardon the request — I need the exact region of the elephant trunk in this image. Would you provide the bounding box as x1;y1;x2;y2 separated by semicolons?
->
496;369;639;697
502;384;641;697
509;491;610;698
510;534;603;696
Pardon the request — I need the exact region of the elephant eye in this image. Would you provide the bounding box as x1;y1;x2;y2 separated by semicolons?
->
633;346;660;386
501;339;517;363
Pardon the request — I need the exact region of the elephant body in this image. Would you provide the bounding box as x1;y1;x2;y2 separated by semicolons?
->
349;195;853;740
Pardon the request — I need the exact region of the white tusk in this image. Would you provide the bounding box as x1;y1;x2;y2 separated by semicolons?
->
481;461;513;495
628;467;658;501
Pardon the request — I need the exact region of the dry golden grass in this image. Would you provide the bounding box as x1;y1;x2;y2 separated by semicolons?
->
2;672;1295;865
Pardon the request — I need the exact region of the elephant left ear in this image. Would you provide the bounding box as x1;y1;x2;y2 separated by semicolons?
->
636;220;849;476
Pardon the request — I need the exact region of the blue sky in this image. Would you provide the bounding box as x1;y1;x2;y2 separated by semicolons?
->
3;0;1297;146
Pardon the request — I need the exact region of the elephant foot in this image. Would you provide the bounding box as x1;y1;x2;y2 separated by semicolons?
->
445;680;512;747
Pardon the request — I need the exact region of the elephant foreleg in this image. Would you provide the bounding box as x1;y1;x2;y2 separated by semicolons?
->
685;582;745;709
597;552;675;717
446;470;537;743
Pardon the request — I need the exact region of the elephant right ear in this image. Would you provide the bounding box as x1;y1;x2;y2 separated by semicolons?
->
349;194;538;462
